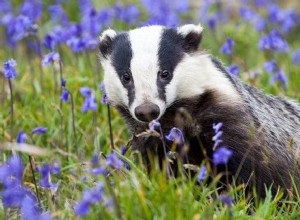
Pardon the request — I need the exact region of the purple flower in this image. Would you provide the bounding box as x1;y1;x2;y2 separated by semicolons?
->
43;34;56;51
264;60;279;74
116;4;140;25
101;93;107;105
218;194;233;207
48;4;64;22
60;89;69;102
219;38;235;55
197;166;207;183
99;82;105;91
21;196;52;220
149;119;161;131
20;0;42;22
227;65;240;77
258;29;289;52
66;37;85;53
16;131;27;144
3;186;36;207
212;147;233;165
80;87;97;113
3;58;17;79
42;52;60;66
61;78;66;87
293;50;300;65
270;69;287;88
0;154;24;188
165;127;184;144
106;152;123;170
37;163;58;189
31;127;47;135
120;146;131;170
74;181;104;217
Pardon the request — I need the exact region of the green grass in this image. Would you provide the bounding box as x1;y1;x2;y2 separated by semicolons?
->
1;2;300;220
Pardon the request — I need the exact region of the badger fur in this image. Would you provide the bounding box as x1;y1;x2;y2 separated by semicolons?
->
99;24;300;198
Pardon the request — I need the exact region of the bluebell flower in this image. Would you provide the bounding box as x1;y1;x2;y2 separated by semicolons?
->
116;4;140;25
101;93;107;105
218;194;233;207
42;52;60;66
3;58;17;79
219;38;235;55
20;0;42;22
293;50;300;65
99;82;105;91
212;147;233;165
106;152;123;170
98;8;113;26
149;119;161;131
74;181;104;217
165;127;184;144
48;4;64;22
21;196;52;220
61;78;66;87
37;163;58;189
80;87;97;113
80;87;92;97
60;89;69;102
258;29;289;52
91;166;108;176
197;165;207;183
264;60;278;73
270;69;287;88
227;65;240;77
120;146;131;170
175;0;189;13
31;127;47;135
43;34;56;51
82;35;98;50
66;37;85;53
81;8;102;36
3;186;36;207
0;154;24;188
17;131;27;144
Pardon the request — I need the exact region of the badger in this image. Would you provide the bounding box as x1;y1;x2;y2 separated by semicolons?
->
99;24;300;198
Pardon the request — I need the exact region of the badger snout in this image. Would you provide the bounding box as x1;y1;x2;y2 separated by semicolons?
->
134;103;160;122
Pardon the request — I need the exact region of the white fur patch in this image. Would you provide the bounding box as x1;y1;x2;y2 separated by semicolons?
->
128;26;167;121
177;24;203;37
99;29;117;42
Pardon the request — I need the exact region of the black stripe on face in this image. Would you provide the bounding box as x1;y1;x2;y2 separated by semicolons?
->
111;33;135;106
158;28;185;101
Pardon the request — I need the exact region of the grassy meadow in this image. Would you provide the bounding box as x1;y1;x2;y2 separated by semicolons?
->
1;0;300;219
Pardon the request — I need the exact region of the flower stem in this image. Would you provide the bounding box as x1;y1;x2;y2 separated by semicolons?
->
59;61;64;148
8;79;13;142
107;105;114;150
28;155;41;203
33;35;45;93
68;91;77;143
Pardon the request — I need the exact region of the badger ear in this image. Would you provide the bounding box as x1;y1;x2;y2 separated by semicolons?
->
99;29;117;58
177;24;203;52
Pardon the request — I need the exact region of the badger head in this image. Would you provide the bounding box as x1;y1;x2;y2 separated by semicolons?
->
99;24;238;123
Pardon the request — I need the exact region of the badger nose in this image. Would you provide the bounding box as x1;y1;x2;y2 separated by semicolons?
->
134;103;160;122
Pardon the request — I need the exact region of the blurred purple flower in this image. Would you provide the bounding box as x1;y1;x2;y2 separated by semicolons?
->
264;59;278;73
219;38;235;55
227;65;240;77
149;119;161;131
17;131;27;144
31;127;47;135
42;52;60;66
67;36;85;53
48;4;64;22
43;34;56;51
258;29;289;52
165;127;184;144
61;78;66;87
81;8;102;36
80;87;97;113
37;163;58;189
61;89;69;102
74;181;104;217
99;82;105;91
175;0;189;13
21;196;52;220
213;147;233;165
197;165;207;183
120;146;131;170
106;152;123;170
293;50;300;65
20;0;42;22
115;4;140;25
3;186;36;207
101;93;107;105
270;69;287;88
0;154;23;188
3;58;17;79
218;194;233;207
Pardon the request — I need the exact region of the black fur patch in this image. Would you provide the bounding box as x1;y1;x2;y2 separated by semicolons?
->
157;28;185;101
111;33;135;106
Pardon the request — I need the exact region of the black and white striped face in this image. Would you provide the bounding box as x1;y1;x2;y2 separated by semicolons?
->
99;24;203;123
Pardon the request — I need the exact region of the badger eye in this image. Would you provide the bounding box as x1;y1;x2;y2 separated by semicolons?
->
122;72;131;84
159;70;171;80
